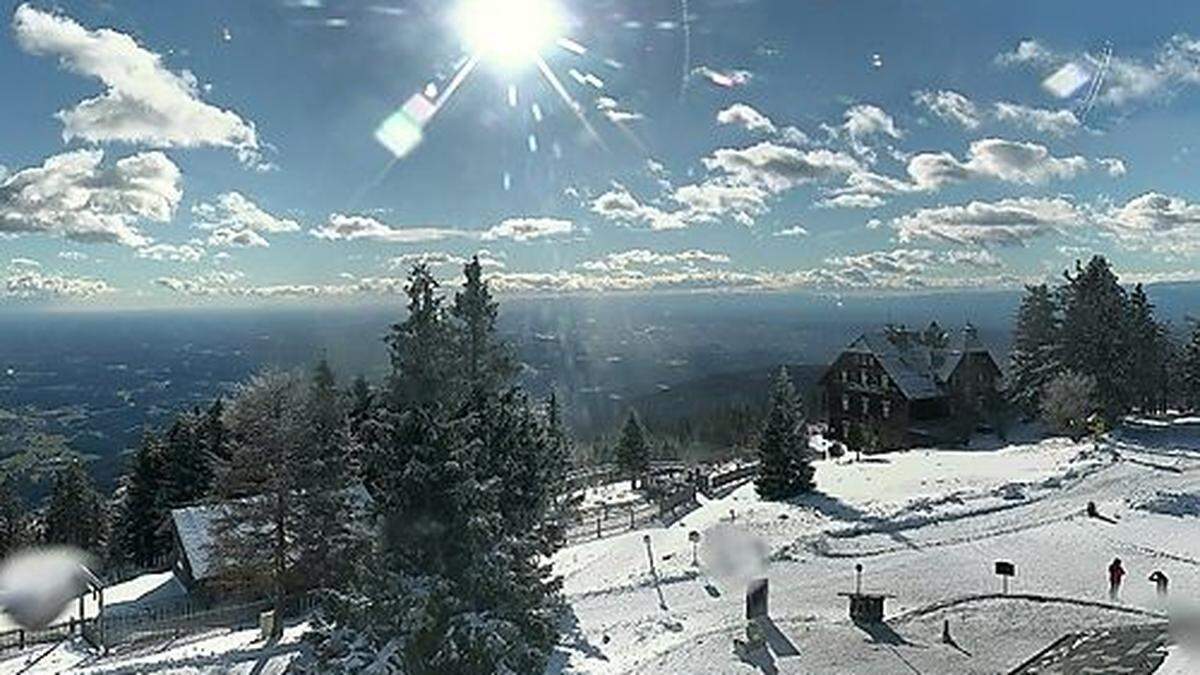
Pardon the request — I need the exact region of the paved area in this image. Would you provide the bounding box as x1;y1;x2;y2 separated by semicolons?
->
1011;623;1169;674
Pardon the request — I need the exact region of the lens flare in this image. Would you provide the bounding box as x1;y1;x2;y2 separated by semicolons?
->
454;0;565;69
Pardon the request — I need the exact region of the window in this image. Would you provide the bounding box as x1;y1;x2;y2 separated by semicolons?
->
841;394;849;412
860;370;868;386
841;370;849;383
860;396;869;416
882;400;891;418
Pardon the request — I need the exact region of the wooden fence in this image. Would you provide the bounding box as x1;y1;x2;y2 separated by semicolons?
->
0;591;319;656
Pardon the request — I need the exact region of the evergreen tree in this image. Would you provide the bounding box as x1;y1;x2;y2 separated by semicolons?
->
296;358;357;589
114;431;169;567
386;264;454;410
0;473;26;557
307;263;567;674
43;459;107;554
1127;284;1168;413
1183;322;1200;411
161;412;213;505
1059;256;1133;419
214;369;312;615
452;255;517;400
755;368;814;499
615;412;650;486
202;398;228;461
345;374;374;442
1008;284;1062;416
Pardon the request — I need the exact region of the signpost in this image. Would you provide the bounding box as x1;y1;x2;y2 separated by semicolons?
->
746;578;769;620
995;560;1016;594
688;531;701;567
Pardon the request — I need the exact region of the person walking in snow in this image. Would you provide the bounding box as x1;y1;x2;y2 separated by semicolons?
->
1149;570;1169;598
1108;558;1125;600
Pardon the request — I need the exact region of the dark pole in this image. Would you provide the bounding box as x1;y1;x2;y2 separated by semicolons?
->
855;563;863;595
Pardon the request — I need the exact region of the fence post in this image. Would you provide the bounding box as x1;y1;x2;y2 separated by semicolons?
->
596;513;601;539
629;504;634;530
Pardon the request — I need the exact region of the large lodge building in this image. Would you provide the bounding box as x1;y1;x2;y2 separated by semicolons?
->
820;322;1003;450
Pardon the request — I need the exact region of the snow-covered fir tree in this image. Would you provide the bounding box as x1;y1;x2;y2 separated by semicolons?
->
1008;284;1061;416
113;431;169;568
755;367;814;500
43;458;108;554
303;260;568;674
1058;256;1133;419
615;411;650;487
1183;322;1200;411
0;472;27;557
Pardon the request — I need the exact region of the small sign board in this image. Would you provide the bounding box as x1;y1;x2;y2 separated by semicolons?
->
746;578;769;620
995;561;1016;577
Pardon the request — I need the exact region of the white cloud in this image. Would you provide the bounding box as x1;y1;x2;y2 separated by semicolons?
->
816;193;887;210
1100;192;1200;254
993;102;1081;136
702;142;861;193
996;34;1200;108
193;192;299;234
994;39;1056;67
8;258;40;270
773;225;809;238
671;182;769;227
907;138;1088;189
717;103;776;135
57;251;88;261
913;90;981;129
590;185;687;231
310;214;469;243
0;149;181;247
482;217;574;242
137;243;205;262
691;65;753;88
578;249;730;272
5;269;113;299
1098;157;1128;177
893;196;1084;247
844;104;902;141
13;4;262;165
207;227;270;248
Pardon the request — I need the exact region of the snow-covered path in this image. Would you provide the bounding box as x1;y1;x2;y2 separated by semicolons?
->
550;425;1200;674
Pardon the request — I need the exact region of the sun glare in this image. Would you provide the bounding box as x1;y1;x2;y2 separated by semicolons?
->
454;0;565;69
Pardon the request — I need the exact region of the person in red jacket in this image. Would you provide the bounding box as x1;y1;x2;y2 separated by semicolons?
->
1108;558;1126;600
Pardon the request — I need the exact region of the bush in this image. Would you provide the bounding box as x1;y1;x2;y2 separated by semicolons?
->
1040;371;1098;439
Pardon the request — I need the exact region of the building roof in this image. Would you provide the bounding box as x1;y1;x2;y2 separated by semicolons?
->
170;502;223;581
170;484;372;584
839;323;993;401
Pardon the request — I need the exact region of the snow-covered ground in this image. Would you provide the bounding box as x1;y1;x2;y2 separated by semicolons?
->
0;621;309;674
549;423;1200;674
4;422;1198;673
0;569;186;633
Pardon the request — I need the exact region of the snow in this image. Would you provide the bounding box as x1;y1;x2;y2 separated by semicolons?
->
1159;644;1200;674
547;423;1200;673
0;570;185;633
0;622;310;674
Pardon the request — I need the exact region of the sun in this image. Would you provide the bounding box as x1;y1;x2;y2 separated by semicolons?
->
453;0;565;69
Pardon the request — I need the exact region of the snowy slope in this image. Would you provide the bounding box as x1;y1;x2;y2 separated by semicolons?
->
549;424;1200;674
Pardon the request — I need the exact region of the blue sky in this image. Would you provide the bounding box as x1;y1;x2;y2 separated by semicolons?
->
3;0;1200;306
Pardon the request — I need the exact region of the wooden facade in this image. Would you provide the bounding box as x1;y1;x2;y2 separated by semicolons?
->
820;323;1002;450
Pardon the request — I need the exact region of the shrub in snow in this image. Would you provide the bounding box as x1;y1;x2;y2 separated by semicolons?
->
1133;491;1200;518
1041;371;1098;439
